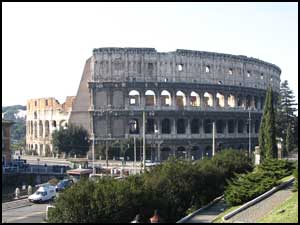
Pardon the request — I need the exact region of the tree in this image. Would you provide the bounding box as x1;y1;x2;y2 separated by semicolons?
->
276;80;297;149
285;123;293;156
259;87;277;160
52;124;89;156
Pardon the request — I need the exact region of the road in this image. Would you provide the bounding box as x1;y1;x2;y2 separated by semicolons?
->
2;199;48;223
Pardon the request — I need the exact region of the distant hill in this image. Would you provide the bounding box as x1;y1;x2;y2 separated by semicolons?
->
2;105;26;142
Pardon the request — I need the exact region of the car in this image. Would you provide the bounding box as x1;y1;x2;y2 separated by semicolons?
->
28;185;56;203
55;179;73;192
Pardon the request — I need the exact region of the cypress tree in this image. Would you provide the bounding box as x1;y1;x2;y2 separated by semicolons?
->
259;87;278;160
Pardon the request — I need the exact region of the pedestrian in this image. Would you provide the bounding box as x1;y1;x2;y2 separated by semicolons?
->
149;209;160;223
131;214;140;223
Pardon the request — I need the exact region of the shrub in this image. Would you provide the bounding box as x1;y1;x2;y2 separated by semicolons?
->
293;165;298;190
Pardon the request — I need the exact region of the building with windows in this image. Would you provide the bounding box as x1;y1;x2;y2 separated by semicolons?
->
2;120;14;166
26;97;75;156
68;48;281;160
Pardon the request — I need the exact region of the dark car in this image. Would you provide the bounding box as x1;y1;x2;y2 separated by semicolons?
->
55;179;73;192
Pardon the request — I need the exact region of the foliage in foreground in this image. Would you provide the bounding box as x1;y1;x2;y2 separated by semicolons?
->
48;149;252;223
224;159;295;206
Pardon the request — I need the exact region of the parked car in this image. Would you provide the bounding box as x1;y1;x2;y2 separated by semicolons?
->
28;185;56;203
55;179;73;192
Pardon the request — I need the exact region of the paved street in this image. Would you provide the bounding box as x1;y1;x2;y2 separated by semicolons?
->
2;200;48;223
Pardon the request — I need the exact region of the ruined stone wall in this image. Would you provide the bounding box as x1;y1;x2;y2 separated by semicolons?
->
26;97;75;156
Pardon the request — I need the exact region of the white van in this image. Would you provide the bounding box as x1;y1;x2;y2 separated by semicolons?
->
28;185;56;203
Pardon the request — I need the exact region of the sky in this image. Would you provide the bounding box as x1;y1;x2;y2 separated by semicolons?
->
2;2;298;110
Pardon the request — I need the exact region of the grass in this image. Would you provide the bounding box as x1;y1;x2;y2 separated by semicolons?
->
279;175;294;183
258;191;298;223
212;205;241;223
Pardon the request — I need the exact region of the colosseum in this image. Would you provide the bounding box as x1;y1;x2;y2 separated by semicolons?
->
67;47;281;161
26;96;75;156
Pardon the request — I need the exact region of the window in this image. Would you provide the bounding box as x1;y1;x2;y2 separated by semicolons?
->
205;65;210;73
261;73;264;79
45;100;48;106
247;71;251;77
35;101;37;106
129;90;140;106
229;68;233;75
177;64;183;71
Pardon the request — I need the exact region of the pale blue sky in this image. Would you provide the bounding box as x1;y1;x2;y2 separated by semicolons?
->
2;2;298;109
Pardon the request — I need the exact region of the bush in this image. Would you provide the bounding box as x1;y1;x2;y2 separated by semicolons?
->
293;166;298;190
48;149;254;223
224;159;295;206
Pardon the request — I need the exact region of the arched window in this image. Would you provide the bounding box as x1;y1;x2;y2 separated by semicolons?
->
237;95;244;108
161;90;171;106
246;95;252;109
228;94;235;107
45;121;50;137
191;119;200;134
145;90;156;106
216;92;225;108
190;91;200;107
204;119;212;133
162;119;171;134
255;120;260;133
34;122;37;138
129;90;140;106
177;119;186;134
216;120;224;133
146;118;157;134
228;120;235;133
129;119;139;134
238;120;244;133
39;121;43;137
204;92;213;107
176;91;186;108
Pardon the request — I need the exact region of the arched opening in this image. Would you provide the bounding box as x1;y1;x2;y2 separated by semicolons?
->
191;119;200;134
145;90;156;106
237;95;244;108
161;147;171;161
238;120;245;133
45;144;51;157
176;91;186;108
254;96;258;109
204;92;213;107
228;120;235;133
204;145;212;158
246;95;252;109
161;90;171;106
216;120;224;133
34;122;37;138
146;118;157;134
161;119;171;134
176;146;186;159
34;111;37;119
190;91;200;107
177;119;186;134
45;121;50;137
191;146;201;160
39;121;43;137
227;94;235;108
216;92;225;108
30;121;33;135
59;120;68;129
260;97;265;109
204;119;212;133
129;119;139;134
52;120;57;128
129;90;140;106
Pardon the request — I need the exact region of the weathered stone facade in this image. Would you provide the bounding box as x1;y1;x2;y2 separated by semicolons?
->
26;97;75;156
71;48;281;160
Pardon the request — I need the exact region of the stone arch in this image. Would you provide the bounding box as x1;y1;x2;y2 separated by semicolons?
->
190;91;200;107
59;120;67;129
216;120;225;133
228;120;235;133
45;120;50;137
254;96;258;109
177;118;186;134
227;94;236;108
238;120;245;133
45;144;51;157
176;90;186;108
30;121;33;135
204;119;212;133
161;90;171;106
146;118;157;134
39;144;44;156
129;119;139;134
191;146;201;160
203;92;213;107
129;90;140;106
237;95;244;108
145;90;156;106
246;95;252;109
39;120;43;137
176;146;186;159
161;147;171;161
34;121;37;138
204;145;212;158
216;92;225;108
191;118;200;134
161;118;171;134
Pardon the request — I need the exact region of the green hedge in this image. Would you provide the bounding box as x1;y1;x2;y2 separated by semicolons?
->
48;149;252;223
224;159;295;206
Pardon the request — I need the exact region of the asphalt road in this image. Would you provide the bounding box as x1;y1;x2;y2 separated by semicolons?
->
2;200;48;223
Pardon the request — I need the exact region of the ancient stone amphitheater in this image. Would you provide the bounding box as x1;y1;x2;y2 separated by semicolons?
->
28;48;281;159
